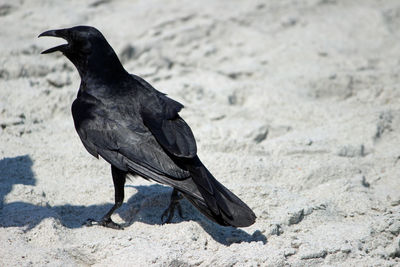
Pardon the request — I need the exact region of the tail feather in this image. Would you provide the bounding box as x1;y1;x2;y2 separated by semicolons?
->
186;157;256;227
125;155;256;227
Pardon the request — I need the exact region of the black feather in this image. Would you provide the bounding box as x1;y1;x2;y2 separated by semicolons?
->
40;25;256;228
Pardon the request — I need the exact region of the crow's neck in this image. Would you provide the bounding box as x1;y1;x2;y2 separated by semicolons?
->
74;47;129;84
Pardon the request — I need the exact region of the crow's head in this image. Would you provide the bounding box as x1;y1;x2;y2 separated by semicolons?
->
39;26;125;79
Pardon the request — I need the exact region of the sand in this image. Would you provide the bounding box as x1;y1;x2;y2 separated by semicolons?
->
1;0;400;266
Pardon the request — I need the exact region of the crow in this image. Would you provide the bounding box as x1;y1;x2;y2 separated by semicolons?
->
39;26;256;229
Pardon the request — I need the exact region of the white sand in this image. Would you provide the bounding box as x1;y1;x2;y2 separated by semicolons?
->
1;0;400;265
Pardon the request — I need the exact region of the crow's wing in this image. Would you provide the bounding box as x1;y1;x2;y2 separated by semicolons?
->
71;95;190;180
131;75;197;158
142;110;197;158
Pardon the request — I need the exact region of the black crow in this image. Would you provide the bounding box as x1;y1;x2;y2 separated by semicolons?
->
39;26;256;229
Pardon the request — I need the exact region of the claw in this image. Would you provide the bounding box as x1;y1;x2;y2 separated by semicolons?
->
83;218;96;227
83;217;124;230
161;189;184;224
161;206;174;224
176;202;183;218
99;217;124;230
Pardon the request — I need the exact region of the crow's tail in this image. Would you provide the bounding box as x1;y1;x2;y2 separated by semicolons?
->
125;155;256;227
183;157;256;227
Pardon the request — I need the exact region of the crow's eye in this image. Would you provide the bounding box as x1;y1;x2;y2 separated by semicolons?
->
80;41;92;54
70;33;91;54
72;32;85;43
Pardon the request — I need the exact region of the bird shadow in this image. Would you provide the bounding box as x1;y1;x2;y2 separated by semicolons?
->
0;155;35;206
0;155;266;245
0;155;116;230
0;155;49;230
119;184;267;245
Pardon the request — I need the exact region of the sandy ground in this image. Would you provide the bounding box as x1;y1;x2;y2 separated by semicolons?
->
1;0;400;266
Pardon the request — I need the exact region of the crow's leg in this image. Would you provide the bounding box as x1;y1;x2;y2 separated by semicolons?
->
85;165;126;229
161;188;184;224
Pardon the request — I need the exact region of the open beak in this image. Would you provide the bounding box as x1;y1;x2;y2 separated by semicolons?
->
38;29;69;54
